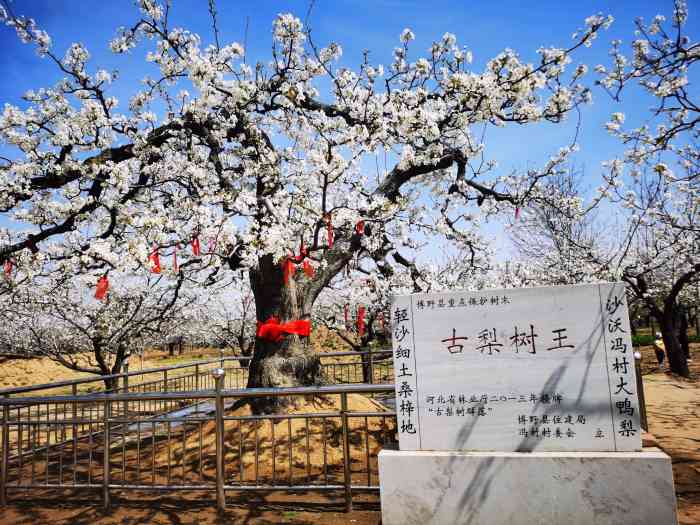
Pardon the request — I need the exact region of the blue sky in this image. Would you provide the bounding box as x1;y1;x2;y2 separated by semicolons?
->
1;0;698;261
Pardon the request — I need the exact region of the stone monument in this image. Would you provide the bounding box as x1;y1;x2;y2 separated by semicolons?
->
379;283;678;524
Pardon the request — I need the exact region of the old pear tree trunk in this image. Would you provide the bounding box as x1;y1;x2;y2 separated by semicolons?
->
245;244;357;414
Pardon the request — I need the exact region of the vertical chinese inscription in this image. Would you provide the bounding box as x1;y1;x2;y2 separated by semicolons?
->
391;295;420;449
599;283;642;451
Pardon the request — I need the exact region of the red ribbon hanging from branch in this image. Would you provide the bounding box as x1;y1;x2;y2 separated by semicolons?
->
173;245;179;273
302;259;315;277
515;207;521;221
3;260;13;280
282;241;318;284
282;258;297;284
95;275;109;300
355;220;365;235
149;247;161;274
191;236;201;256
344;303;349;329
357;306;366;337
256;317;312;343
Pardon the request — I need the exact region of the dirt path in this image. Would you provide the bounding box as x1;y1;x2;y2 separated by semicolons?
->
643;357;700;525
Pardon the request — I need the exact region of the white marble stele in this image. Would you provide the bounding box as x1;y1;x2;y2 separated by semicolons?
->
379;447;678;525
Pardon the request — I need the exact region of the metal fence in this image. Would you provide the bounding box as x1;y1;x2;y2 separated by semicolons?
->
0;354;398;512
0;349;393;451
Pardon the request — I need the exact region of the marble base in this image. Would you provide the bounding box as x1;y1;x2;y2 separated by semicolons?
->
378;447;677;525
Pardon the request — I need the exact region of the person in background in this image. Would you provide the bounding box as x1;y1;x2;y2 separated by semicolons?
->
653;332;666;370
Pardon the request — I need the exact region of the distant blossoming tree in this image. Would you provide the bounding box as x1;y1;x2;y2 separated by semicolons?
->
513;0;700;374
5;272;193;390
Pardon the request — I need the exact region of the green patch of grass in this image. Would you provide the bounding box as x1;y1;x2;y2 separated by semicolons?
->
632;334;655;347
632;333;700;346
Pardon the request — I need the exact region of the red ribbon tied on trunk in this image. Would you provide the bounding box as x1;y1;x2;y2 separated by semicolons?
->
256;317;311;343
95;275;109;300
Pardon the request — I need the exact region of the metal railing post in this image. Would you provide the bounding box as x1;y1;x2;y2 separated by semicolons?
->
72;384;78;485
634;351;648;431
213;368;226;514
1;399;9;506
163;370;168;392
102;398;111;510
340;392;352;512
195;364;200;391
368;348;374;384
122;362;129;417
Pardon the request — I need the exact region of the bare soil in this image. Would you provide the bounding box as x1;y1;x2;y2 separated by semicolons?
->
0;348;224;393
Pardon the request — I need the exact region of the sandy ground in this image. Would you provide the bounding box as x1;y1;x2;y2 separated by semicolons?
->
0;348;224;393
641;351;700;525
0;343;697;524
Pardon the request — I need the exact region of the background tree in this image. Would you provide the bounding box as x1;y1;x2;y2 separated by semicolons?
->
596;0;699;375
5;272;192;389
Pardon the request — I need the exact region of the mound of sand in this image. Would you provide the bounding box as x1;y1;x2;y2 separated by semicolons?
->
130;393;395;486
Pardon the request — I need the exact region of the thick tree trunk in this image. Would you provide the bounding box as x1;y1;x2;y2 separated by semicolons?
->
246;255;324;413
677;306;690;359
104;376;119;392
360;351;372;383
659;314;690;377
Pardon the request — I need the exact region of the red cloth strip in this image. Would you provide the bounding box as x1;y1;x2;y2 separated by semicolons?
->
192;236;201;256
149;248;161;274
256;317;311;343
357;306;366;337
95;275;109;300
325;213;334;248
302;259;315;277
282;258;297;284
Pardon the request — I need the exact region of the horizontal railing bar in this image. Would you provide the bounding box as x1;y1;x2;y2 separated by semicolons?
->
7;484;104;490
5;484;380;493
0;348;392;396
7;410;395;426
106;417;215;424
222;485;347;491
346;411;397;417
110;484;345;491
0;383;396;405
222;412;341;421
